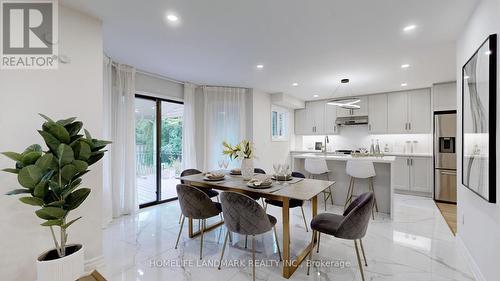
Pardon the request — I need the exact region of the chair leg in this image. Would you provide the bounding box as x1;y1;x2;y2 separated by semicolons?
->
316;233;321;253
218;231;230;270
245;235;248;248
252;235;256;281
354;240;366;281
306;230;316;276
328;186;334;205
217;196;223;221
369;177;379;212
359;239;368;266
199;219;205;260
273;226;282;261
175;215;185;249
228;229;233;243
344;177;354;211
178;213;183;224
300;206;309;232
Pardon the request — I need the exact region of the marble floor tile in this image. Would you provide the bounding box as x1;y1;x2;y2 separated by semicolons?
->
99;194;474;281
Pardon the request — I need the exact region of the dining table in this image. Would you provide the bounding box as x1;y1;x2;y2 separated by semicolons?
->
180;172;336;279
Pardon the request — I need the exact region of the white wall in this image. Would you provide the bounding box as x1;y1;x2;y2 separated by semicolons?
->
0;6;103;280
456;1;500;280
252;89;295;173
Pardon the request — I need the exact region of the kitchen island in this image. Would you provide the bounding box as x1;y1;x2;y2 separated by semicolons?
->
291;153;396;218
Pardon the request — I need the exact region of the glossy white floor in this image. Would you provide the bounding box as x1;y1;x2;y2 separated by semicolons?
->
99;194;474;281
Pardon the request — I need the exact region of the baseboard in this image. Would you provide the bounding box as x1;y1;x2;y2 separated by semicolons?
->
393;189;432;198
456;234;486;281
84;255;105;274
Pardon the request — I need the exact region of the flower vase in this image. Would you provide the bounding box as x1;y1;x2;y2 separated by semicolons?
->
241;158;254;180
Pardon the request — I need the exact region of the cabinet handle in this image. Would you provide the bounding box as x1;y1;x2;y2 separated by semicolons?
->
334;125;336;132
368;124;371;131
409;122;412;130
410;158;413;166
406;158;409;166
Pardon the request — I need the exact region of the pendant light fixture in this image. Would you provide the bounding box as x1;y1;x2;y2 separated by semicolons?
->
326;78;361;109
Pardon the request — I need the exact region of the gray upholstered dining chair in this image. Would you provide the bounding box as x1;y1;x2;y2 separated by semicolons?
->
175;184;223;260
218;192;282;281
178;169;220;224
307;192;374;281
264;172;309;232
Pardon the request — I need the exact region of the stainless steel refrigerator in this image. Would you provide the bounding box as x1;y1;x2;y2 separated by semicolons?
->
434;111;457;203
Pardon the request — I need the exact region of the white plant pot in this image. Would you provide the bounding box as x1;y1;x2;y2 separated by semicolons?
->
37;244;84;281
241;158;254;180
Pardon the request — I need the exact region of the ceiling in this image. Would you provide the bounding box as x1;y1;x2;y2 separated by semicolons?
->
62;0;478;101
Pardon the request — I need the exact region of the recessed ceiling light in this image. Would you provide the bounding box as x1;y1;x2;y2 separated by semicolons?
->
292;82;299;87
167;14;179;22
313;94;319;98
401;83;408;87
401;64;410;68
403;25;417;32
256;64;264;69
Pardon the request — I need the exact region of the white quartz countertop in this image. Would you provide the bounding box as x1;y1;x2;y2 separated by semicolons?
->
292;153;396;163
290;150;432;158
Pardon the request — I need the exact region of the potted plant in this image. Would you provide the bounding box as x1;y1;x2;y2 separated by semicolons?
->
222;140;254;180
2;114;110;281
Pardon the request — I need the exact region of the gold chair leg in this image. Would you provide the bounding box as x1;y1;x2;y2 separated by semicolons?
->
328;187;334;205
178;213;183;224
252;235;256;281
359;239;368;266
199;219;205;260
300;206;309;232
218;231;230;270
175;215;185;249
369;178;379;212
306;230;316;276
273;226;282;261
354;240;366;281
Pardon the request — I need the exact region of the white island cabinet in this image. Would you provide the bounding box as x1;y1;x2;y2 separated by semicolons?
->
291;153;396;219
392;156;432;196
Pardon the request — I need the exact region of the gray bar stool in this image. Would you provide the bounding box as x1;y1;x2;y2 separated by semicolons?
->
218;192;282;281
344;160;378;219
175;184;223;260
307;192;375;281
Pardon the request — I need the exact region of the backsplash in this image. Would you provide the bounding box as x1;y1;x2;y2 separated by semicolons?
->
295;126;432;154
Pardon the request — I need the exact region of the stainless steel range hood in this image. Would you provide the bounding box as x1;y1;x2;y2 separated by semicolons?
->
335;116;369;126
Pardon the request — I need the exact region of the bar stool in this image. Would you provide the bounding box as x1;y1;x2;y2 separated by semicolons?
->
344;160;378;219
304;158;334;210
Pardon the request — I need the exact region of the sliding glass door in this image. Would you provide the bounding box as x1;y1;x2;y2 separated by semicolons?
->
135;95;183;207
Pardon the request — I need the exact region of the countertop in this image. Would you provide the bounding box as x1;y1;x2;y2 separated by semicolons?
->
290;150;432;158
292;153;396;163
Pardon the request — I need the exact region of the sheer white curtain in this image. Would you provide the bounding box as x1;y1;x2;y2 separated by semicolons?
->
103;60;138;221
203;86;248;171
182;83;197;170
102;56;113;226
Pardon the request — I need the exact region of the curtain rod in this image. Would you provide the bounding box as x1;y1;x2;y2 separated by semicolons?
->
202;84;251;90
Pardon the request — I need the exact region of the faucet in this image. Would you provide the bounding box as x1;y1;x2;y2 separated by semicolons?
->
323;135;330;155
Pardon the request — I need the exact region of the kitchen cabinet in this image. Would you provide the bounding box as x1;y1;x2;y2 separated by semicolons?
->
387;89;431;133
336;96;368;117
432;82;456;111
324;103;339;134
368;94;388;134
393;156;432;195
295;101;335;135
294;108;308;135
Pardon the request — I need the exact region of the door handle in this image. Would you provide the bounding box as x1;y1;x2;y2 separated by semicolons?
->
440;171;456;176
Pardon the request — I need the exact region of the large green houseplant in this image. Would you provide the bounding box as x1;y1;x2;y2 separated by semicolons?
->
2;114;110;261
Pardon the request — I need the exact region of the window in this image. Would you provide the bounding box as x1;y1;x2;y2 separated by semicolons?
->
271;105;289;141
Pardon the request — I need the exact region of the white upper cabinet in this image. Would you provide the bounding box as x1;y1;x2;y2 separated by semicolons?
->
387;89;431;134
408;89;431;133
368;94;387;134
432;82;457;111
387;91;408;133
324;103;339;134
294;108;308;135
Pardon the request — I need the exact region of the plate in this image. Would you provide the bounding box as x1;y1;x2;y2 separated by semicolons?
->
246;182;273;189
203;176;225;181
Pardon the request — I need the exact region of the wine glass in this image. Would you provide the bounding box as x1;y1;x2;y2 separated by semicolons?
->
217;159;224;172
222;159;229;170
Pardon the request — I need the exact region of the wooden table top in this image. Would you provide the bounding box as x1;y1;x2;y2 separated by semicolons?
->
180;173;335;201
